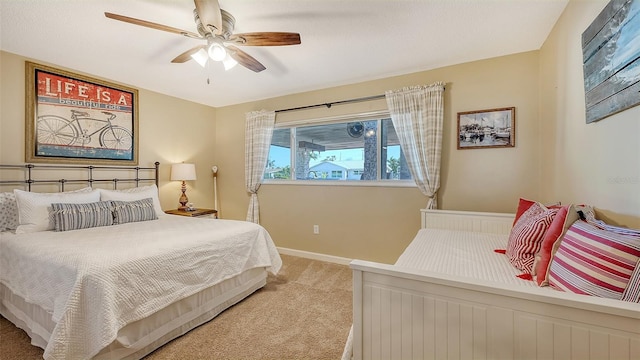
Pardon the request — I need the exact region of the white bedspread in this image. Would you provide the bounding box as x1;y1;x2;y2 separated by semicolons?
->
0;216;282;360
396;228;537;287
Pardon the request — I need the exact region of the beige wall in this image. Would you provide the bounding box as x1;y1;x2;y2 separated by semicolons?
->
216;51;542;263
4;0;636;264
539;0;640;228
0;51;217;211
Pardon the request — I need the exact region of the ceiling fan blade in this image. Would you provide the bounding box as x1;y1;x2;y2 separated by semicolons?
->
194;0;223;35
229;32;301;46
226;45;266;72
105;12;202;39
171;45;206;63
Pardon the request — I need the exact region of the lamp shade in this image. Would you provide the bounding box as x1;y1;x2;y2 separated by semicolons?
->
171;163;197;181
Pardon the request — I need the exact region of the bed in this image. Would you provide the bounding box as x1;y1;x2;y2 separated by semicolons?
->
346;209;640;360
0;163;282;360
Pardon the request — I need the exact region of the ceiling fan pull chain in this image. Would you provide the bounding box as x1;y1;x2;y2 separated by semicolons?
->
206;57;211;85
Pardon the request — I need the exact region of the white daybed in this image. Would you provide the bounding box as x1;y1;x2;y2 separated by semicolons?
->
347;209;640;360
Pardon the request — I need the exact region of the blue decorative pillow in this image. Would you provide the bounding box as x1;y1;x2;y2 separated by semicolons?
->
51;201;113;232
111;198;158;225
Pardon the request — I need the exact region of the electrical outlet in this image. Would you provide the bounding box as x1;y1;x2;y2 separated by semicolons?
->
313;225;319;234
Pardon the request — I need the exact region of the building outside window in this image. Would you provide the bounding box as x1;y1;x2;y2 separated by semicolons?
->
264;115;412;184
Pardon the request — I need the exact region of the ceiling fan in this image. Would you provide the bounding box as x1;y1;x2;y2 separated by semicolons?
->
104;0;301;72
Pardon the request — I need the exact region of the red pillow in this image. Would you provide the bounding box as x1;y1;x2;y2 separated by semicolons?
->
506;202;559;273
532;205;576;285
512;198;536;226
532;204;597;286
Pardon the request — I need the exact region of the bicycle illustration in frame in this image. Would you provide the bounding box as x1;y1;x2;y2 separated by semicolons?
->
25;61;139;165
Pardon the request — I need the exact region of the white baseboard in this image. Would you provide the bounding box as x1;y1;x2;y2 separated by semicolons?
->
277;247;352;266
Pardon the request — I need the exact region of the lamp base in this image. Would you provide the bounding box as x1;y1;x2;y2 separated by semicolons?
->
178;181;189;210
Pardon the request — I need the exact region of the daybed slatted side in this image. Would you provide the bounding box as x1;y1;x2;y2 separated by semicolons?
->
352;260;640;360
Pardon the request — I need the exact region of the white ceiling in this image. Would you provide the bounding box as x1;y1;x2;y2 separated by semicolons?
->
0;0;568;108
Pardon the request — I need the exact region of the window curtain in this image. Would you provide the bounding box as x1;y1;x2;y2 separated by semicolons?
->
385;82;445;209
245;110;275;223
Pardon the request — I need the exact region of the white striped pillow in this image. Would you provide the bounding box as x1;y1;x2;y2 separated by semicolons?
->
51;201;113;232
506;202;558;273
588;219;640;238
99;185;164;217
112;198;158;225
621;259;640;302
548;221;640;300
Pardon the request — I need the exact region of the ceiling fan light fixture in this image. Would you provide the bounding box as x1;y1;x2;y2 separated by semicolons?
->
104;1;301;73
191;48;209;67
222;54;237;70
207;40;227;61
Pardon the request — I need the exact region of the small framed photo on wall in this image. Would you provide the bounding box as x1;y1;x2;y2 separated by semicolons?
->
457;107;515;150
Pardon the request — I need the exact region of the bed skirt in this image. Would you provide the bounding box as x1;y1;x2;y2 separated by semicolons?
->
1;267;267;359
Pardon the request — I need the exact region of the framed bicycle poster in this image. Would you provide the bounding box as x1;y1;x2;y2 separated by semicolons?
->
25;61;139;165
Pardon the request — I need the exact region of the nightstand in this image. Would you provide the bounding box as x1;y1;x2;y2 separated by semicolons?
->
165;208;218;219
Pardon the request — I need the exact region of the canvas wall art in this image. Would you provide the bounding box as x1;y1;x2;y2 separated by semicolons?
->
582;0;640;123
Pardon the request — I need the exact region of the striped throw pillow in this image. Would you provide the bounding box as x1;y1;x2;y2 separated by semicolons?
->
621;259;640;302
506;202;558;273
548;221;640;299
112;198;158;225
51;201;113;232
588;219;640;238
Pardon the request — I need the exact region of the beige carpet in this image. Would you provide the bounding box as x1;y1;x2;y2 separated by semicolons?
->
0;254;353;359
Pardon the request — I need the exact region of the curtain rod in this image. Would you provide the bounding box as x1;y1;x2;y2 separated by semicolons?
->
275;94;385;114
274;84;446;114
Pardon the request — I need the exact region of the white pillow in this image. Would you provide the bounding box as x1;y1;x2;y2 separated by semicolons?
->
14;187;99;234
99;184;164;217
0;192;19;232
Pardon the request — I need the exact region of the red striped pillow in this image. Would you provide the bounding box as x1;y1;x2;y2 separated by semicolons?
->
512;198;536;226
621;259;640;302
506;202;558;273
548;221;640;299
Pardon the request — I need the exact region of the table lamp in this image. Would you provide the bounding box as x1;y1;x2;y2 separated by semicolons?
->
170;163;197;210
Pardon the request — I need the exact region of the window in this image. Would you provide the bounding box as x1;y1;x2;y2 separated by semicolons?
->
264;114;412;183
265;128;291;179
